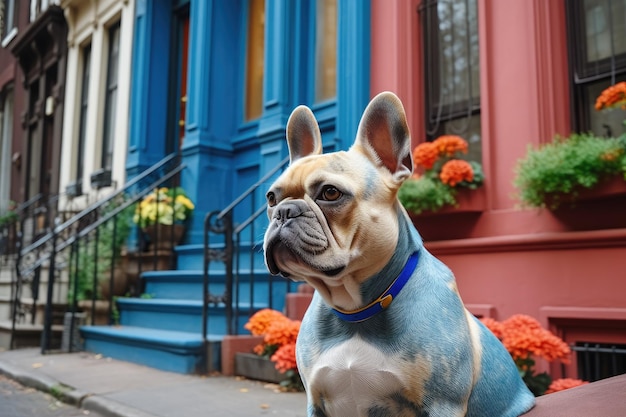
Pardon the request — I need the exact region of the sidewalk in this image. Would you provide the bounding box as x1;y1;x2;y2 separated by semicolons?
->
0;348;307;417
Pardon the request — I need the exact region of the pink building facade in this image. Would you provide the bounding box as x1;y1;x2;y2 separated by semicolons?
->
371;0;626;380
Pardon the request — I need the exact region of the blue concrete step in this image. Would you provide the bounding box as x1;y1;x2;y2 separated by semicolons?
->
116;298;263;335
141;269;292;312
80;240;289;375
80;325;222;374
176;242;265;271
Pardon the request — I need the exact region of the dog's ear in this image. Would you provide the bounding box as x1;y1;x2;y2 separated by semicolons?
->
354;92;413;184
286;105;323;163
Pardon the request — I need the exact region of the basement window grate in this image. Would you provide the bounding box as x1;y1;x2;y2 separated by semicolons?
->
572;342;626;382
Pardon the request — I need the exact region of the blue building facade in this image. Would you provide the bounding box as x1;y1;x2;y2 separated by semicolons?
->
127;0;371;244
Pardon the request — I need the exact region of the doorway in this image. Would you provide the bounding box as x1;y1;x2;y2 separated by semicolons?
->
167;4;190;154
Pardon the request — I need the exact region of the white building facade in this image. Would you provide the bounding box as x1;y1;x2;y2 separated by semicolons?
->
59;0;134;208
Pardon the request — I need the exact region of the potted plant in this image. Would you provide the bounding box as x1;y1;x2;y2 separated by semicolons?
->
398;135;484;215
133;187;194;250
514;82;626;210
236;309;304;391
0;201;18;254
0;201;18;228
513;133;626;209
480;314;587;396
70;204;134;304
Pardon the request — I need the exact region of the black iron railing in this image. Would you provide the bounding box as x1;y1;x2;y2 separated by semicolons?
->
202;156;291;350
10;154;184;352
5;192;68;349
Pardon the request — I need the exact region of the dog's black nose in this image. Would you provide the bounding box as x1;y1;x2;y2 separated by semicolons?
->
273;200;307;221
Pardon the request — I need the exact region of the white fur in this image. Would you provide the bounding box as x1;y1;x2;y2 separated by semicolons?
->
305;336;430;416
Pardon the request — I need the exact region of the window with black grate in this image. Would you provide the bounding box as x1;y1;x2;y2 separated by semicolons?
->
565;0;626;138
573;342;626;382
418;0;481;163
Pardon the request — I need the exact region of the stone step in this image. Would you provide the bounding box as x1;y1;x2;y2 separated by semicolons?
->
0;320;64;350
80;325;222;374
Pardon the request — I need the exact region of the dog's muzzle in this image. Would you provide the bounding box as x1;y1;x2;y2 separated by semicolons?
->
264;200;344;277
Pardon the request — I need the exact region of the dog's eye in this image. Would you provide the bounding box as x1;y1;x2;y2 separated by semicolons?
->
266;191;276;207
320;186;342;201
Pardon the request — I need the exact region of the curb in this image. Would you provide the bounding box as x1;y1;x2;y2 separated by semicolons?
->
82;396;160;417
0;359;159;417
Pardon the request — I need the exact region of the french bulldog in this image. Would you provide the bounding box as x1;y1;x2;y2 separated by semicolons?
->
263;92;535;417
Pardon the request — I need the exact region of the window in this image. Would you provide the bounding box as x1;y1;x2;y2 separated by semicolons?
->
0;88;13;212
101;23;120;171
573;342;626;382
244;0;265;121
1;0;16;43
566;0;626;137
548;314;626;382
76;44;91;192
420;0;481;162
315;0;337;103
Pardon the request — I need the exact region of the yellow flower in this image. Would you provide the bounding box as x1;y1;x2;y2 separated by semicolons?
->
133;187;194;227
175;195;195;210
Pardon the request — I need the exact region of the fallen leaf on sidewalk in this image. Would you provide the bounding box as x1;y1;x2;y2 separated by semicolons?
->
240;388;249;393
31;363;43;369
259;403;270;409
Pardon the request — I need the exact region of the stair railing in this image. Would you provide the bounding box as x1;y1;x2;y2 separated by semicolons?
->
6;192;66;349
11;153;184;352
202;156;290;353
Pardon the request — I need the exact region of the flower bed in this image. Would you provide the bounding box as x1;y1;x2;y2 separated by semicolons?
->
514;81;626;210
242;309;303;391
481;314;587;396
399;135;484;215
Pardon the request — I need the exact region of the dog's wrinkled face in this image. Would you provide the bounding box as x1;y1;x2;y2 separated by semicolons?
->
263;92;413;309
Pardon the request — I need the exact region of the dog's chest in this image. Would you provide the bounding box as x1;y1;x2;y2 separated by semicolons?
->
305;336;426;416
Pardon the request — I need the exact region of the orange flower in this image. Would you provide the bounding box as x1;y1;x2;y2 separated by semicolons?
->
497;314;571;363
480;317;504;339
413;142;439;170
545;378;588;394
271;342;298;373
264;319;301;347
595;81;626;111
439;160;474;186
433;135;469;156
600;148;623;162
244;309;289;336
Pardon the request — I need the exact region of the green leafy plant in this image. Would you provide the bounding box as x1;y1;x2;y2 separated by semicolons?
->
0;201;18;228
398;135;484;214
69;204;134;302
398;177;456;214
513;133;626;209
111;296;121;325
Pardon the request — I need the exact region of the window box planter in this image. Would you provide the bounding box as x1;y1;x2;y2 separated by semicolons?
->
90;169;112;189
513;132;626;210
234;352;283;384
548;176;626;230
65;180;83;197
406;187;486;218
549;176;626;207
405;188;486;241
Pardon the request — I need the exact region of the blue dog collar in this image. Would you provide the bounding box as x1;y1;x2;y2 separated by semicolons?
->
331;251;420;323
